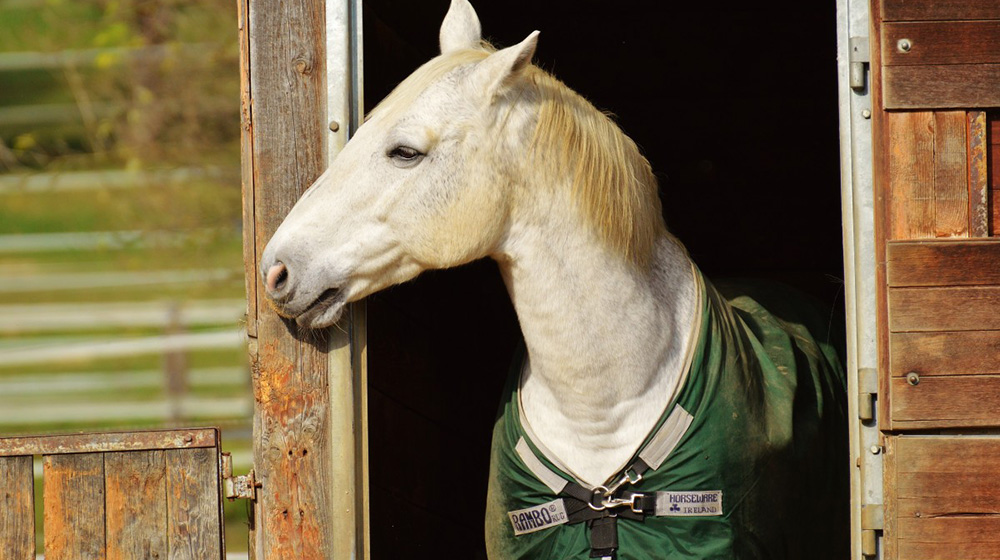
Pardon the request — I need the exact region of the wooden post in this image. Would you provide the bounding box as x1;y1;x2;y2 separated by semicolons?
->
238;0;367;557
164;301;188;425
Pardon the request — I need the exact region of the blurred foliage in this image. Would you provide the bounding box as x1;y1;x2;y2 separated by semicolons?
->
0;0;240;172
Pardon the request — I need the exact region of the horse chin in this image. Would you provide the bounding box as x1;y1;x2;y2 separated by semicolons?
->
294;288;347;329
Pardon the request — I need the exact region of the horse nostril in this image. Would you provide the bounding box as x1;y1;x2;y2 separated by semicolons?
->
266;262;289;294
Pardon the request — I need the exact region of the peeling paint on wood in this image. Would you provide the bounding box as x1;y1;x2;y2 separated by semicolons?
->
0;427;217;457
968;111;990;237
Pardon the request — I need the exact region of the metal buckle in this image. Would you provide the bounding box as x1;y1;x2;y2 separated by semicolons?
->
588;485;610;511
606;467;643;496
600;493;648;514
588;466;647;512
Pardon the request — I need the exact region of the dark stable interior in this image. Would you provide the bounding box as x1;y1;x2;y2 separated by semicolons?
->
362;1;843;557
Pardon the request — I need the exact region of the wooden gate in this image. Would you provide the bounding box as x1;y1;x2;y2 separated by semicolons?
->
870;0;1000;557
0;428;225;559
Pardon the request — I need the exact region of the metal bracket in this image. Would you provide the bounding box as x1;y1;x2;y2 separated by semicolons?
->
222;452;258;501
860;504;884;558
849;36;870;91
858;367;878;422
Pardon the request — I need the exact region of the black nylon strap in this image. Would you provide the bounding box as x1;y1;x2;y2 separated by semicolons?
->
556;460;658;558
587;517;618;558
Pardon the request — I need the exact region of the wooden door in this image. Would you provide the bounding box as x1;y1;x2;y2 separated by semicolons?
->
0;428;225;559
871;1;1000;557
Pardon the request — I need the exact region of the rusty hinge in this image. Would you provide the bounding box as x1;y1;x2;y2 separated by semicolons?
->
861;503;884;558
222;452;258;501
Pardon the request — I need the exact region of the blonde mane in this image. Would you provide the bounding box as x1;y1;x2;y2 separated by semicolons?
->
370;47;667;269
525;68;666;269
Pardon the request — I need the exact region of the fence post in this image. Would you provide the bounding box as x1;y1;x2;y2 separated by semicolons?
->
163;301;187;425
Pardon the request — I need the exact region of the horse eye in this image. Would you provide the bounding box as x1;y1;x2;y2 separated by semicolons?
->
388;145;423;162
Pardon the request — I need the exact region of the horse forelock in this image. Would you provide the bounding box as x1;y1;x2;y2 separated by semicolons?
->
368;46;667;270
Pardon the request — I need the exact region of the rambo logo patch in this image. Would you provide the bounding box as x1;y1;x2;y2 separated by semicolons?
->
508;499;569;536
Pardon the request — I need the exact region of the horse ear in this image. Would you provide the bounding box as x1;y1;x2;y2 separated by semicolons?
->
440;0;482;53
476;30;539;98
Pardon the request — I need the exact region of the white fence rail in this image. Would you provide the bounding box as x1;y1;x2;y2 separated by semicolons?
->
0;299;245;332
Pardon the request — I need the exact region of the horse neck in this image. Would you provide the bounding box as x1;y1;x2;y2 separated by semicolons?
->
494;185;699;486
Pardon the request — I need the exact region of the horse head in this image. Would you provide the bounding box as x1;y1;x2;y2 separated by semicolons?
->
260;0;538;328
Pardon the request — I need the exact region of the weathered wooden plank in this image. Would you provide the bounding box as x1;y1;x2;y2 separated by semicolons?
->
888;111;936;239
105;450;168;560
895;436;1000;475
244;0;333;555
43;453;105;560
891;331;1000;376
0;427;217;457
991;115;1000;190
898;518;1000;560
238;0;257;339
885;111;967;237
933;111;969;237
898;472;1000;507
898;496;1000;518
882;0;1000;22
991;114;1000;234
891;375;1000;426
166;447;223;560
0;456;34;560
890;436;1000;552
883;435;898;560
898;540;1000;560
871;0;894;430
889;286;1000;331
969;111;990;237
884;64;1000;109
887;240;1000;286
882;21;1000;66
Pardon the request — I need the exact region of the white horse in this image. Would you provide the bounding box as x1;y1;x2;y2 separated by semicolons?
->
261;1;847;558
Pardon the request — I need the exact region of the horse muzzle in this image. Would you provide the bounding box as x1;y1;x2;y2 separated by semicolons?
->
260;258;347;328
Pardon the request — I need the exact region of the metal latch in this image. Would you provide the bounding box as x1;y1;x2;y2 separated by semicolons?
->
858;367;877;422
222;452;258;500
861;503;884;558
849;36;870;91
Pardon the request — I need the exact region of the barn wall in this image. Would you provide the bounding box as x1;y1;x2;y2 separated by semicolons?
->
871;0;1000;557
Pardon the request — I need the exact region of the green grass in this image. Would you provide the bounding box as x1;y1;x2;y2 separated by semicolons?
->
0;177;242;234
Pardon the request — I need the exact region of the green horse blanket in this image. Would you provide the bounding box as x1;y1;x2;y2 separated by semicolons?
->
485;271;848;559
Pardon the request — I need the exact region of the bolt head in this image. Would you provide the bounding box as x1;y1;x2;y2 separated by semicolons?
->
897;38;912;53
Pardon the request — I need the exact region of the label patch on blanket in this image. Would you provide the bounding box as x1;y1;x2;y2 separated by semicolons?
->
508;499;569;536
656;490;723;517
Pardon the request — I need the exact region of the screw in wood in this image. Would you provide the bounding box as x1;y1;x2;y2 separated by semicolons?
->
906;372;920;386
897;38;912;53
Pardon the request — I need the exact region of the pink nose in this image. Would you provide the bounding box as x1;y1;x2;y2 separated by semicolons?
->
265;262;288;294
